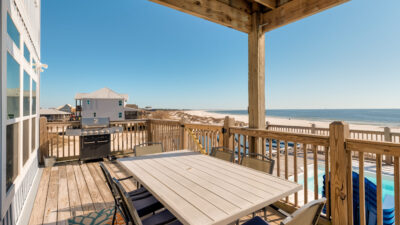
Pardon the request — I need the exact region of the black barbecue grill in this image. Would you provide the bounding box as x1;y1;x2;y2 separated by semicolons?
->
66;118;122;161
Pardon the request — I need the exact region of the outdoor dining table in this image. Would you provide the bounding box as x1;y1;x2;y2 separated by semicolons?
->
117;150;302;225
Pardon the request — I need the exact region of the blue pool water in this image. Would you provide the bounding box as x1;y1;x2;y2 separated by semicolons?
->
293;165;395;200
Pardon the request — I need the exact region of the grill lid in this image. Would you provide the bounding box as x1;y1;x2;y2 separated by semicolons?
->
81;117;109;129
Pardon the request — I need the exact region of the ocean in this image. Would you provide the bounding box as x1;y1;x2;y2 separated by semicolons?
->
208;109;400;127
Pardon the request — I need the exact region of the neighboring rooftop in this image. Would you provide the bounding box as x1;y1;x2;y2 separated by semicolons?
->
40;108;71;115
75;87;129;100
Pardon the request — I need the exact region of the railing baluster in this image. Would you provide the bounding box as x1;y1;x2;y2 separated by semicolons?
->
277;139;281;177
303;143;308;204
313;145;318;200
324;146;330;218
359;152;366;225
294;142;298;207
285;141;289;202
269;139;272;159
376;154;383;225
394;156;400;225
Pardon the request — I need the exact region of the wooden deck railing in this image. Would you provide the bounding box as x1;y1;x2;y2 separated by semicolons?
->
39;117;400;225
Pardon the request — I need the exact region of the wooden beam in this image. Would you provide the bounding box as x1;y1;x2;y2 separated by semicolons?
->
253;0;276;9
248;5;266;154
148;0;252;33
262;0;350;33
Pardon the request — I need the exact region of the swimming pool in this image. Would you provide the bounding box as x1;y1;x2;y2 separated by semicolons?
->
291;165;395;200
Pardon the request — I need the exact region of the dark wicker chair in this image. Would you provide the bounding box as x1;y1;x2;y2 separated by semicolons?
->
210;147;235;163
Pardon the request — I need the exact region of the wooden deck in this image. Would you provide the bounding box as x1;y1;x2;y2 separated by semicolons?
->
29;159;286;225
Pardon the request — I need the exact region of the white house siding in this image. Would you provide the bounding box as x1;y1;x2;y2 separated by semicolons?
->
81;98;125;121
1;0;41;225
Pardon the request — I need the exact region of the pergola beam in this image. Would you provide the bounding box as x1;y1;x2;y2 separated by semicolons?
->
148;0;252;33
253;0;276;9
262;0;350;33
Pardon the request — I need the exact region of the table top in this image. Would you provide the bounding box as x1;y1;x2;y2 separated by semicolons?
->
118;150;302;225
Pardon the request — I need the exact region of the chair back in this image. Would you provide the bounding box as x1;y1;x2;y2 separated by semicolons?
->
112;177;143;225
240;153;275;174
99;162;118;197
134;143;163;157
281;198;326;225
210;147;234;162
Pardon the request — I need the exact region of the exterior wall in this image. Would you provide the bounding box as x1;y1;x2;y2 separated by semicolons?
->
81;98;125;121
1;0;41;224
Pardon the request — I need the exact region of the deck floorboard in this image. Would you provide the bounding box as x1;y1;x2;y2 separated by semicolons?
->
29;160;285;225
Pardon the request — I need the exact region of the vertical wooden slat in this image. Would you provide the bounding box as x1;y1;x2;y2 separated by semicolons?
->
324;146;330;218
313;145;318;200
376;154;383;225
237;134;241;163
284;141;288;202
56;126;59;158
294;142;298;207
277;139;280;177
394;156;400;225
303;143;308;204
359;152;366;225
62;125;65;158
269;139;272;159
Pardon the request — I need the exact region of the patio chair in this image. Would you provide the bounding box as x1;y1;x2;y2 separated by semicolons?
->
240;153;275;219
242;198;326;225
240;153;275;175
210;147;235;163
134;142;164;157
112;177;180;225
99;163;162;224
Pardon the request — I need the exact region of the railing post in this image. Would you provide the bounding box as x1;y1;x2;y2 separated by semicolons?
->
39;117;49;164
311;123;316;134
223;116;235;150
146;119;153;143
384;127;393;164
329;121;352;225
180;119;188;150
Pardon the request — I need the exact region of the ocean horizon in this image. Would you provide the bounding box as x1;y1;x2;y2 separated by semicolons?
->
206;109;400;127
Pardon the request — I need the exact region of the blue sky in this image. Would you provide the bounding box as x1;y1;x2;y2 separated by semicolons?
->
40;0;400;109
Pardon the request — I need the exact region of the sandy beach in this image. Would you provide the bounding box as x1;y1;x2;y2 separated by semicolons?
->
183;110;400;132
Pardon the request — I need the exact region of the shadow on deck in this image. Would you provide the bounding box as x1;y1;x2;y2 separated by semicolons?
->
28;156;286;225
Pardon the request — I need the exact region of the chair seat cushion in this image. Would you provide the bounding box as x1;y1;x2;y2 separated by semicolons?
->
142;209;177;225
133;195;163;217
129;191;151;201
242;216;270;225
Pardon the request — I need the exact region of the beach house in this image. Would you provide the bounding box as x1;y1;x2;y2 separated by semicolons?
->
75;87;129;121
1;0;42;224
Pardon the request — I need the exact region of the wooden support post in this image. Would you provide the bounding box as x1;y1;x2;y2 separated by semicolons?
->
39;117;49;164
248;3;265;154
180;119;188;149
329;121;352;225
223;116;235;150
384;127;393;164
146;120;153;143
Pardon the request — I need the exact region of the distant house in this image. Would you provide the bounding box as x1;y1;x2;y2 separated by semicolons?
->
57;104;73;113
40;108;71;122
75;87;128;121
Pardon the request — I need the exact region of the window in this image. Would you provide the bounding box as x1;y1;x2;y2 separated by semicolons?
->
23;120;29;165
32;80;37;114
24;43;30;62
119;112;122;118
32;118;36;152
7;13;20;48
7;53;20;119
119;100;122;106
6;123;19;191
93;112;96;117
23;71;31;116
87;100;90;105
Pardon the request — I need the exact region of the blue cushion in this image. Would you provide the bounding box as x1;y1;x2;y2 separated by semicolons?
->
142;209;177;225
133;195;163;217
242;216;270;225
